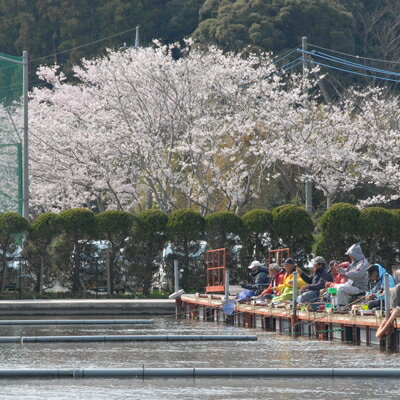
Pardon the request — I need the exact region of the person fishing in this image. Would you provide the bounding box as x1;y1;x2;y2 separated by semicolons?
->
335;243;369;308
239;260;270;295
296;256;333;304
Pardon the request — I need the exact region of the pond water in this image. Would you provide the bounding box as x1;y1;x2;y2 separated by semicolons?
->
0;316;399;399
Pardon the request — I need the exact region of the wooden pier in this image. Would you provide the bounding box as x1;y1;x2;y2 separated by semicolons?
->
179;294;399;349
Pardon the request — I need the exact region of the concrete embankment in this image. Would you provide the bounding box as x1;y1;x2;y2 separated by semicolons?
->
0;299;175;316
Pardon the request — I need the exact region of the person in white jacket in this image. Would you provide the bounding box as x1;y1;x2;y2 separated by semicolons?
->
335;243;370;307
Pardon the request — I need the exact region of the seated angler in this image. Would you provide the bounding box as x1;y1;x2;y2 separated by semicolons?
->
325;261;350;288
335;243;370;308
365;264;396;310
272;258;306;303
240;260;270;295
259;263;286;299
297;256;333;304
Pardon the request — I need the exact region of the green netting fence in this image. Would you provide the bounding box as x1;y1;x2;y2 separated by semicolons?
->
0;52;23;215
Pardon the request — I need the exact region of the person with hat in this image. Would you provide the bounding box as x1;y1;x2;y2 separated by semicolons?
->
239;260;270;294
259;263;286;298
272;258;306;303
296;256;333;304
365;264;396;310
335;243;370;307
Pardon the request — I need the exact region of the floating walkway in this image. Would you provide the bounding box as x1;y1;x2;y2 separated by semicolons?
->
0;319;154;326
0;299;175;316
0;367;399;378
0;334;257;344
178;294;399;349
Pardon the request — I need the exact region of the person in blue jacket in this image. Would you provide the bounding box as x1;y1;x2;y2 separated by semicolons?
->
366;264;396;310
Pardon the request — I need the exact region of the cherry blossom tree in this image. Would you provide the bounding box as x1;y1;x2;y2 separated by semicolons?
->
29;43;307;214
27;42;400;214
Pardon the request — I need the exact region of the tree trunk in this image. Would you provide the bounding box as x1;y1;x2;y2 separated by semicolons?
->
39;255;44;296
146;190;152;209
327;195;332;210
107;248;116;296
72;243;81;294
0;252;8;294
143;252;153;295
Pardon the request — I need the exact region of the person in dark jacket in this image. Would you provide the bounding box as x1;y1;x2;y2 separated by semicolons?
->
297;256;333;304
240;260;270;295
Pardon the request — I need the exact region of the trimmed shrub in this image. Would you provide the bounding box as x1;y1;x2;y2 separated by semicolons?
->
0;212;29;293
317;203;361;261
205;211;244;283
360;207;396;262
27;212;62;294
205;211;243;248
319;203;360;236
167;209;205;291
241;209;273;267
96;210;136;295
127;209;168;295
59;208;97;293
272;204;313;265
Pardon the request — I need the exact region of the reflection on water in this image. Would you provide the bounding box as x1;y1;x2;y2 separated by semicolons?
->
0;316;398;399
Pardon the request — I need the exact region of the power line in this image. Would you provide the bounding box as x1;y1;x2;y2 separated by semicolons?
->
278;57;302;72
299;49;400;78
309;59;400;84
30;26;139;63
308;43;400;65
273;48;298;65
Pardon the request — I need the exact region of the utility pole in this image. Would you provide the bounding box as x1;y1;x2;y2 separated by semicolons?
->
302;37;312;215
23;51;29;221
135;26;140;48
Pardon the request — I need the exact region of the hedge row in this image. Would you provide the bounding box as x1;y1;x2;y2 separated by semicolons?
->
0;205;313;295
315;203;400;266
1;202;397;296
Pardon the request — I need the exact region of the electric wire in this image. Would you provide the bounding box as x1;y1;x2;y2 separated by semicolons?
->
309;60;400;84
299;48;400;78
30;26;139;63
308;42;400;65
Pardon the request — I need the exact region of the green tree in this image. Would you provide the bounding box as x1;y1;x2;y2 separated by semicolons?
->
205;211;243;283
0;212;29;293
96;210;136;295
59;208;97;294
126;209;168;295
240;209;273;267
27;212;62;294
359;207;396;263
194;0;356;54
316;202;360;260
167;208;205;291
272;204;313;265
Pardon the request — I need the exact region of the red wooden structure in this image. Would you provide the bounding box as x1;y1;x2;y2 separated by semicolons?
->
205;248;226;293
268;248;291;266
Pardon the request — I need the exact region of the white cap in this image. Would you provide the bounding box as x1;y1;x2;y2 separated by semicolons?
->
248;260;263;269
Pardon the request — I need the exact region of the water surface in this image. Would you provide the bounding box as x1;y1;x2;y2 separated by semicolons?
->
0;316;398;399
